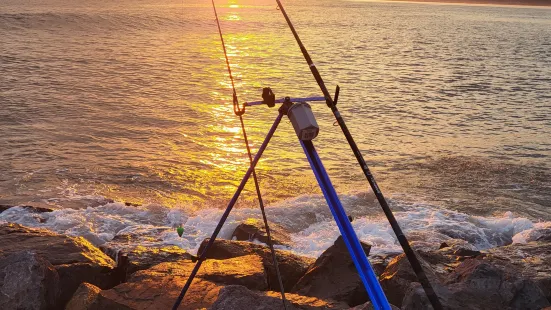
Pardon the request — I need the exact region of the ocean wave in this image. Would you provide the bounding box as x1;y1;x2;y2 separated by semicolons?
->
1;193;548;258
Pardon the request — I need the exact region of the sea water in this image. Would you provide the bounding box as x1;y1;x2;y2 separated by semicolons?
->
1;0;550;256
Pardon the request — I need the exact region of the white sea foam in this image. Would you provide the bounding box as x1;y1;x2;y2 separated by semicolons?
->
0;193;549;258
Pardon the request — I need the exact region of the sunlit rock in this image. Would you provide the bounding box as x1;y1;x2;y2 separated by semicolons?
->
100;243;191;279
198;238;315;291
0;223;119;308
65;282;102;310
211;285;349;310
128;254;268;290
231;217;293;247
80;255;268;309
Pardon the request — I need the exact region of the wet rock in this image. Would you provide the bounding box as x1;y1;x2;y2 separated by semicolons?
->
198;239;315;291
65;282;101;310
0;251;60;310
538;230;551;242
100;243;191;278
100;225;192;278
210;285;349;310
436;226;513;248
0;204;53;213
518;226;551;243
437;239;481;259
439;238;478;252
452;248;481;257
482;241;551;301
0;223;119;307
402;259;550;310
110;226;170;243
291;236;372;307
379;250;452;307
232;218;293;247
402;231;456;251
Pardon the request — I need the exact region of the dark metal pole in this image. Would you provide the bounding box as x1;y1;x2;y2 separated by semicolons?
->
239;117;289;309
172;113;284;310
274;1;443;309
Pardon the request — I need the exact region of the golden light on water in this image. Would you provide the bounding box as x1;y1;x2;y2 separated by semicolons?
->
143;0;320;207
226;14;241;21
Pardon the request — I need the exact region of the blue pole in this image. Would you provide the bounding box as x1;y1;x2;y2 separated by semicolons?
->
172;113;284;310
300;140;391;310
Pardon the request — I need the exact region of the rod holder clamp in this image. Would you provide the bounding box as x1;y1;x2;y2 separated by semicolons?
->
278;97;293;115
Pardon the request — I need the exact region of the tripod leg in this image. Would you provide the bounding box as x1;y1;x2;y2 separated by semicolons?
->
300;140;391;310
172;113;284;310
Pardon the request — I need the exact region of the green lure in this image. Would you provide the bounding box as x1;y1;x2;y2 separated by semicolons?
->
176;226;184;238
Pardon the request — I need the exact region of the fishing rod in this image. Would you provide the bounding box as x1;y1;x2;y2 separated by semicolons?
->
173;1;289;308
274;1;444;309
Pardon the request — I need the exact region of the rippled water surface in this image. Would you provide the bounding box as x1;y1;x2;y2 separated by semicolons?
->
1;0;551;223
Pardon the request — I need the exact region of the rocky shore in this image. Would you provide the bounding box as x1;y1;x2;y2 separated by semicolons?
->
1;206;551;310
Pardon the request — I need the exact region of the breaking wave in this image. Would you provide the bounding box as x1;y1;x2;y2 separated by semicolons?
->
1;192;548;258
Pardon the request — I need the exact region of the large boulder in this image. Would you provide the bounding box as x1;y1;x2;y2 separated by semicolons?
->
482;241;551;301
210;285;349;310
129;254;268;290
0;251;60;310
99;225;193;279
198;239;315;291
291;236;373;307
231;218;293;247
379;250;453;307
402;259;550;310
73;255;269;309
0;204;54;214
100;244;191;279
0;223;119;307
98;277;221;309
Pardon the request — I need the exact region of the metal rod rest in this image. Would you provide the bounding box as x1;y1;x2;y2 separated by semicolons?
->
246;96;326;106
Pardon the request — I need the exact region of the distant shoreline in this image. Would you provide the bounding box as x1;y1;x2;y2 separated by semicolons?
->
386;0;551;6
